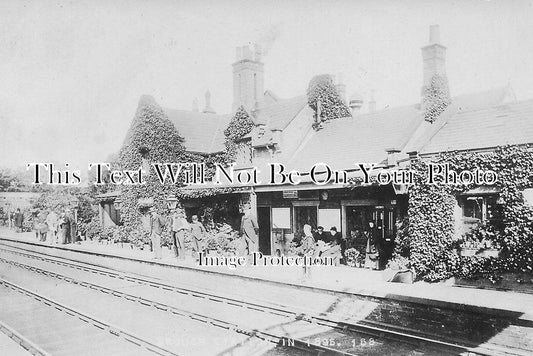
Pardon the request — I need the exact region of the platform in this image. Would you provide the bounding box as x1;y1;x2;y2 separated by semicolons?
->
1;228;532;320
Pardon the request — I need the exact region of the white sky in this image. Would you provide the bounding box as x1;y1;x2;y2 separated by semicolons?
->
1;0;533;177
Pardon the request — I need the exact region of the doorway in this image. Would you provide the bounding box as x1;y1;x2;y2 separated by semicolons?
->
293;205;318;238
257;207;271;255
345;205;397;268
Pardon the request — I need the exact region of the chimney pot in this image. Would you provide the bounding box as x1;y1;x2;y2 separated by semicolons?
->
203;90;216;114
254;43;263;62
243;45;253;60
429;24;440;44
349;92;363;115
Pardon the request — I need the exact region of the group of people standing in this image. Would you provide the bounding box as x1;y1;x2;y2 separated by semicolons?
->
33;209;77;245
148;207;207;260
148;206;259;261
5;207;76;244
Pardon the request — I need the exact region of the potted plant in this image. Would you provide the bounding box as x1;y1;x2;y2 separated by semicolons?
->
385;256;415;283
344;248;361;267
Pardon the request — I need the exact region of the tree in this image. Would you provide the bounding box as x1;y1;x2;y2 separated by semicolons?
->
307;74;351;126
32;186;97;224
0;167;28;192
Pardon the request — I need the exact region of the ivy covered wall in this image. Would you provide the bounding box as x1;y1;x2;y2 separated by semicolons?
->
116;95;187;228
399;145;533;281
307;74;351;128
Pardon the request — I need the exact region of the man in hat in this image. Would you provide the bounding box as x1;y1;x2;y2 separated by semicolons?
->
46;209;59;244
14;208;24;233
189;215;205;260
240;207;259;255
170;209;190;260
149;207;166;259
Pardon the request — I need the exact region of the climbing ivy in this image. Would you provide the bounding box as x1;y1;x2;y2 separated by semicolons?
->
422;74;451;123
406;160;457;281
116;95;188;228
223;105;254;162
307;74;351;128
398;145;533;281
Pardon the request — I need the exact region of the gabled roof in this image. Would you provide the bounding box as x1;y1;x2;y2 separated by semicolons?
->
164;109;230;154
420;98;533;155
452;85;515;113
254;95;308;130
287;104;423;171
403;86;516;155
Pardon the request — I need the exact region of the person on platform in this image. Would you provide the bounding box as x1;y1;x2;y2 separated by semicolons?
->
190;215;205;260
66;209;77;244
317;226;342;266
14;208;24;233
46;210;59;244
364;221;380;270
331;226;347;264
240;207;259;255
171;209;190;260
8;210;14;230
313;226;329;243
149;207;166;260
32;211;41;240
37;210;48;242
58;212;70;244
299;224;316;280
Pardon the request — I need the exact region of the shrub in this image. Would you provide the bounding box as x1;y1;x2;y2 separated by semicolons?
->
84;218;104;241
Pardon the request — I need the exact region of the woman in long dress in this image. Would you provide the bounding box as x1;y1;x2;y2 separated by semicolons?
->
58;213;69;244
364;222;380;270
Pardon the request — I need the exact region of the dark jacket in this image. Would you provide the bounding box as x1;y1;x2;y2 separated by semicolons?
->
313;231;330;243
150;213;166;235
14;212;24;227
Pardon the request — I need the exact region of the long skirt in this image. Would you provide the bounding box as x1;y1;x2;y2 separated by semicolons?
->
59;227;68;244
151;232;162;259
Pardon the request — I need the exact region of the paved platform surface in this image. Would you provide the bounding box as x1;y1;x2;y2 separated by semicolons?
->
2;228;533;318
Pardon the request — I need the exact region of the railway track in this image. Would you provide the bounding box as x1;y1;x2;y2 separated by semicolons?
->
0;278;178;356
1;242;528;356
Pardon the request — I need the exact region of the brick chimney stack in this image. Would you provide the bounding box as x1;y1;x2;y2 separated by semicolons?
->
232;44;265;112
421;25;449;96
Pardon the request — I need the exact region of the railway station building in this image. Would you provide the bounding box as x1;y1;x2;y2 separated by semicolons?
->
100;25;533;260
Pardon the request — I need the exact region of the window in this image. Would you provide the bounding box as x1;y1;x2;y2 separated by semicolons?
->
461;195;500;223
139;147;150;172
